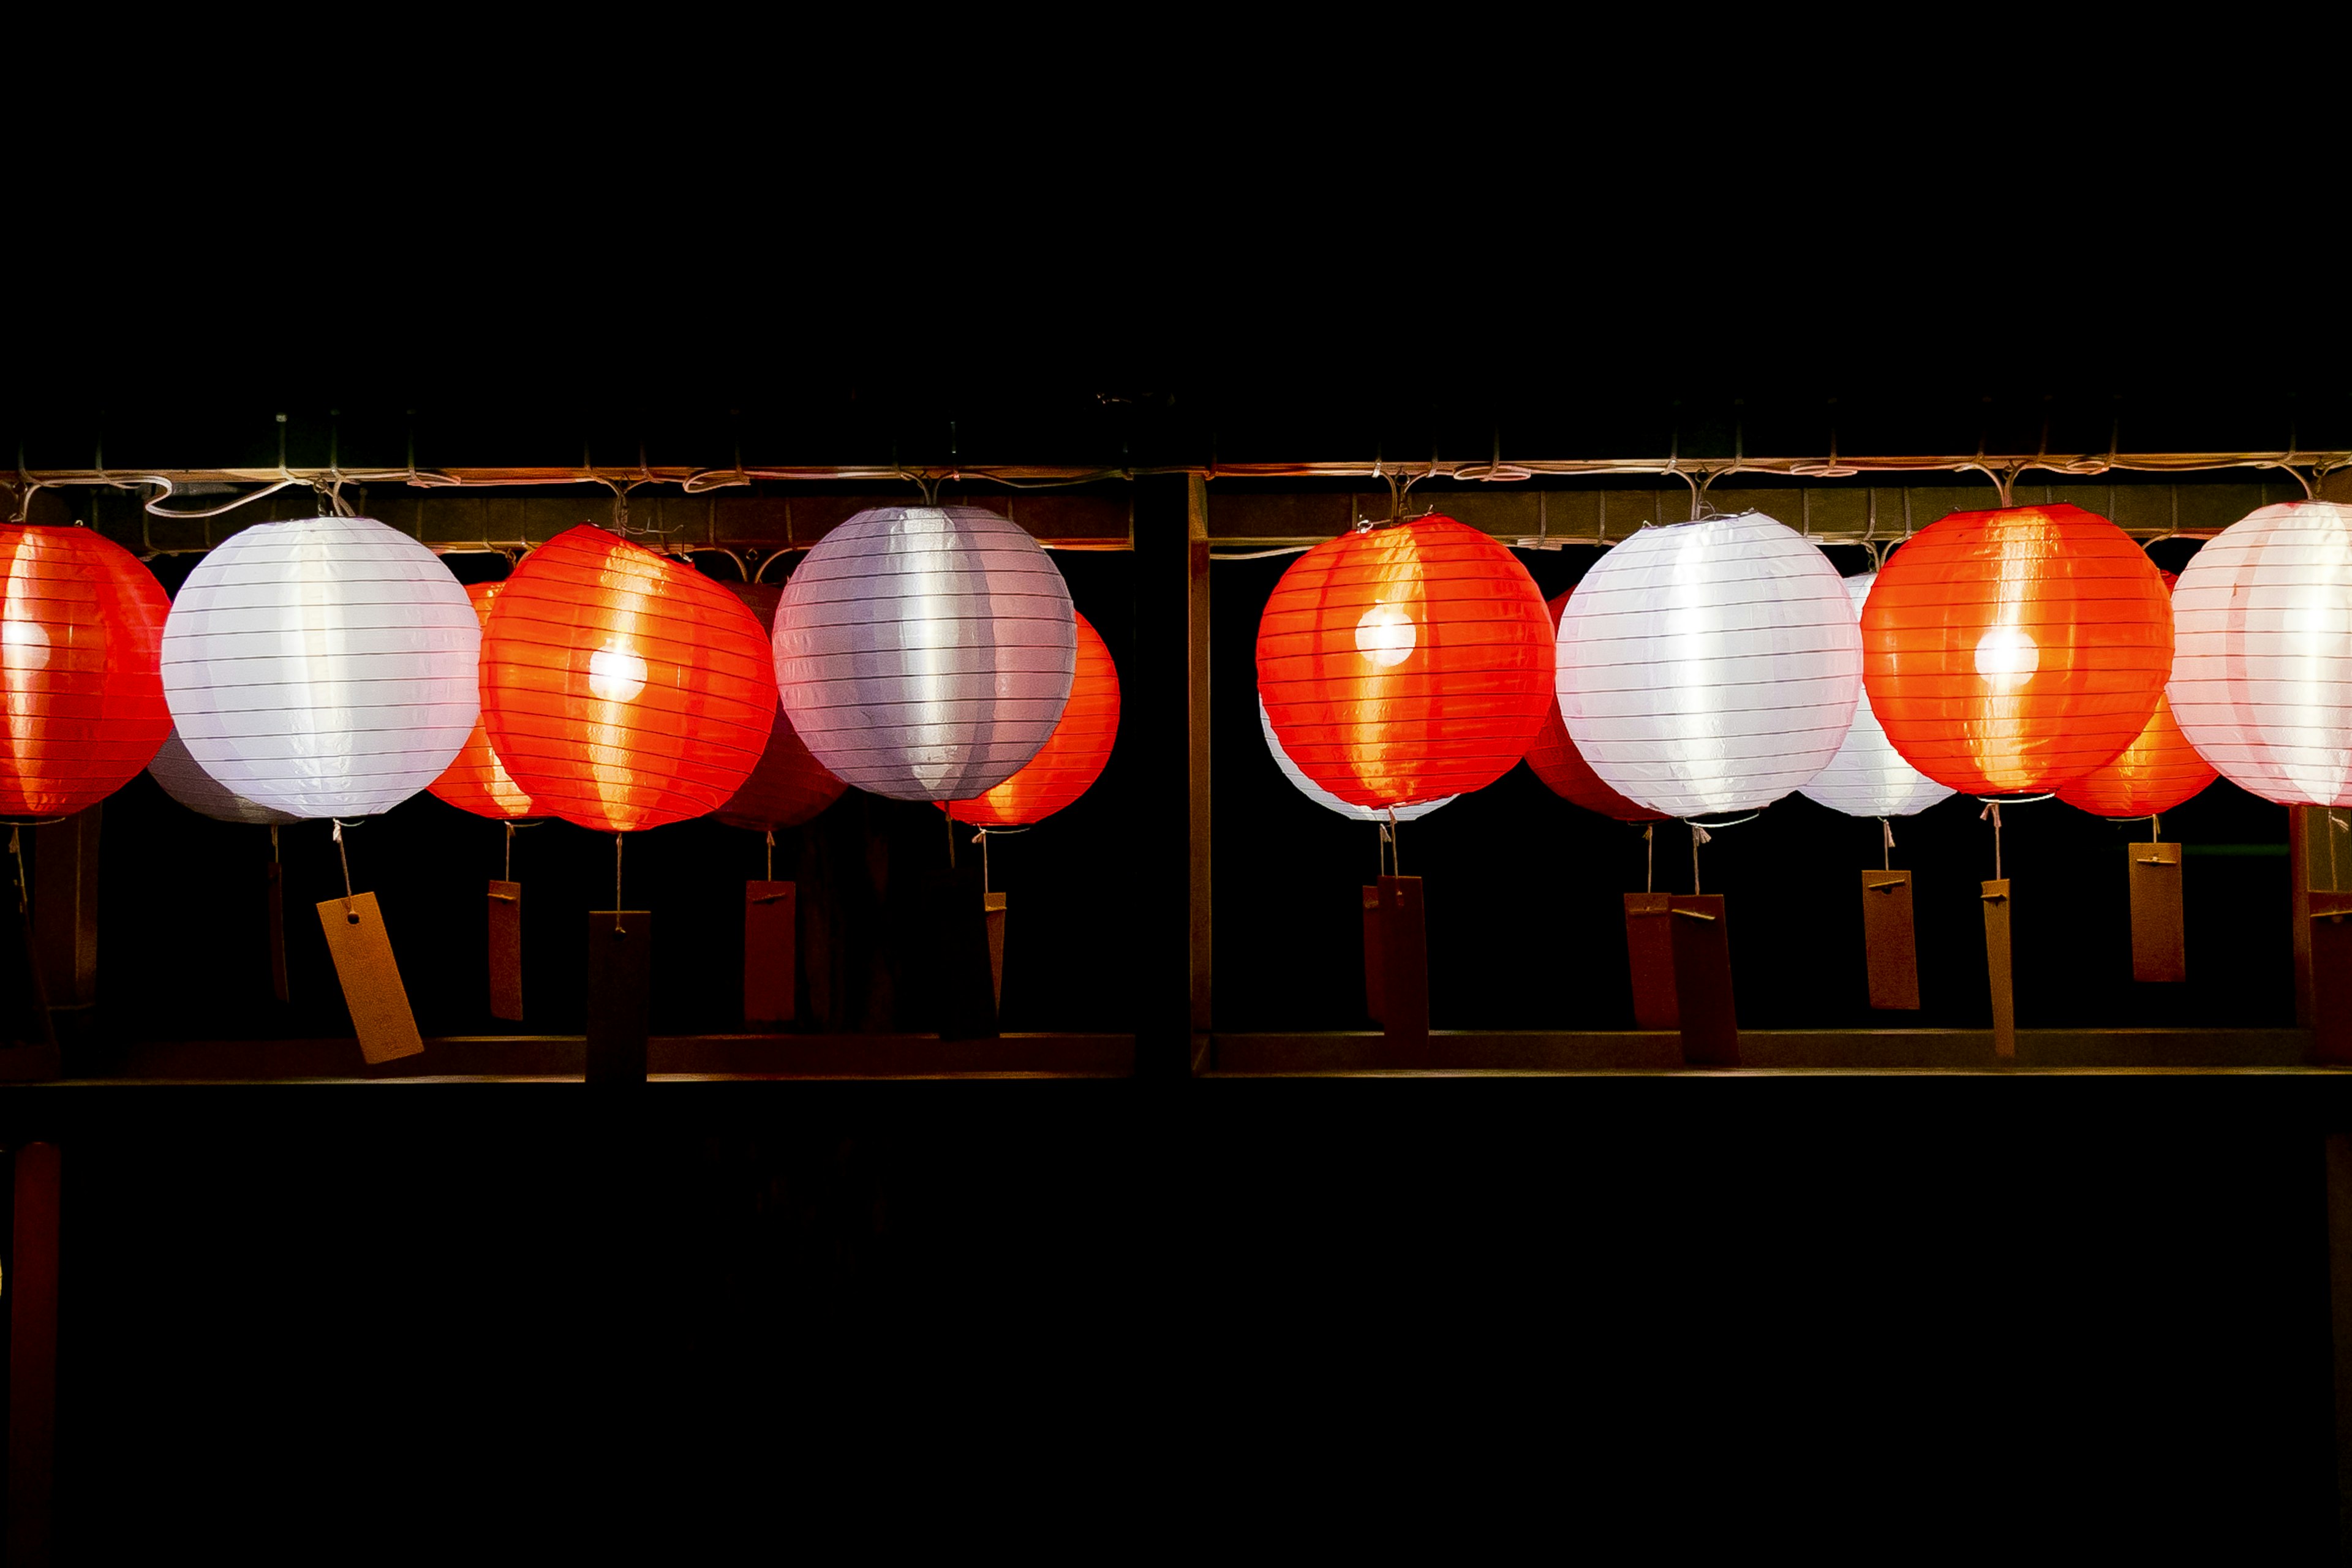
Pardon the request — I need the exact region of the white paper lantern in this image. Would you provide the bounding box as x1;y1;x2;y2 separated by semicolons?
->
161;516;481;819
1557;512;1863;818
775;505;1076;801
2170;499;2352;806
147;726;297;826
1260;698;1453;822
1799;574;1956;819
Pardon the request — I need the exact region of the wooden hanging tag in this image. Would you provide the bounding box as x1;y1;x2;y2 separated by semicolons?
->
1860;870;1921;1010
488;880;524;1021
266;854;289;1004
586;911;652;1083
1981;878;2015;1060
1362;885;1387;1023
744;880;796;1025
1667;894;1736;1066
2310;892;2352;1065
316;892;424;1065
1623;893;1679;1030
1376;875;1429;1054
2127;842;2186;983
983;891;1007;1012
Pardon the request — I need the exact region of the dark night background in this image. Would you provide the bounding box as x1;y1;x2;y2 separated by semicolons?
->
4;205;2351;1555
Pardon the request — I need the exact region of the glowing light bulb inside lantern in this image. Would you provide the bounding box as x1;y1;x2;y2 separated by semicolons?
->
1973;625;2040;693
1355;603;1416;668
588;641;647;703
0;620;51;671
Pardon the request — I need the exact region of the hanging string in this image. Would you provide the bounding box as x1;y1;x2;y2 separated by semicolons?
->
1880;816;1895;872
331;820;358;922
612;832;626;936
1689;821;1713;894
946;805;956;869
270;823;279;870
1979;801;2004;881
765;828;775;883
504;820;515;882
981;828;990;897
1387;808;1400;876
1645;822;1654;894
2150;813;2160;845
7;827;22;914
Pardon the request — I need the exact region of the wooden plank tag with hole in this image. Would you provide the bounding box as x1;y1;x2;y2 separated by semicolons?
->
744;880;795;1025
587;911;652;1083
984;891;1007;1012
266;853;288;1004
2311;891;2352;1065
1624;893;1679;1030
1377;875;1429;1054
316;892;423;1065
1362;886;1386;1023
1668;894;1736;1066
2127;843;2186;983
1861;870;1921;1010
1982;878;2015;1060
488;880;523;1021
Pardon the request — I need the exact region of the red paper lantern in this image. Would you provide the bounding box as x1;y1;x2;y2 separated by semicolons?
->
0;524;170;818
1257;516;1554;809
2056;571;2215;818
480;526;774;832
714;582;847;832
1862;503;2172;796
948;611;1119;827
428;581;539;821
1523;590;1667;823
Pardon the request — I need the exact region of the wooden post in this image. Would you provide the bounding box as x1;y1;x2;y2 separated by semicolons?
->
1668;894;1736;1065
2127;842;2187;983
1860;869;1921;1010
1623;894;1679;1030
8;1140;61;1568
1983;880;2016;1060
1133;472;1202;1077
586;912;652;1083
983;891;1007;1012
2312;893;2352;1065
1376;875;1429;1057
488;880;524;1020
743;880;794;1025
1362;886;1386;1023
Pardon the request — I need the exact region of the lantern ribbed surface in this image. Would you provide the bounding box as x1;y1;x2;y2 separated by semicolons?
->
481;525;774;834
2059;571;2215;818
162;515;480;819
148;726;296;826
1259;698;1452;822
427;582;538;821
714;582;846;832
776;505;1076;803
0;524;171;818
1523;591;1667;823
1799;575;1956;820
949;611;1119;827
1862;502;2172;797
2169;500;2352;807
1557;513;1862;818
1256;515;1553;810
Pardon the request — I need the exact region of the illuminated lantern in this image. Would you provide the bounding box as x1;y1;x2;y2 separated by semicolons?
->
162;516;479;818
1861;502;2171;796
1800;574;1956;820
1558;513;1862;818
2170;500;2352;805
0;522;171;818
776;505;1075;802
949;611;1119;827
714;582;846;832
2058;571;2215;818
428;581;539;822
1257;515;1553;809
481;525;773;833
1523;590;1666;823
1261;698;1452;821
148;726;294;826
